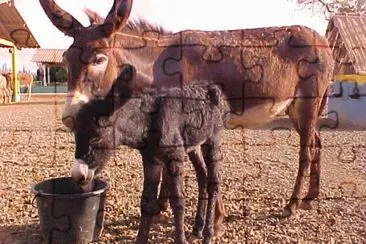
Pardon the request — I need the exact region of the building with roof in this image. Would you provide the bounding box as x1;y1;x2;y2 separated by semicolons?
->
0;0;39;101
326;12;366;81
326;12;366;129
31;48;65;86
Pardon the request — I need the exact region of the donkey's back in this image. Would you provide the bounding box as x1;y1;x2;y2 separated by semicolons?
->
152;25;334;129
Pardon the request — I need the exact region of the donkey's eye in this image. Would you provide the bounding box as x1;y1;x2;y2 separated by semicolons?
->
94;56;106;65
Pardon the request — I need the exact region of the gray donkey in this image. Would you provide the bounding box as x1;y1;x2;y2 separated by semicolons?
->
71;65;229;243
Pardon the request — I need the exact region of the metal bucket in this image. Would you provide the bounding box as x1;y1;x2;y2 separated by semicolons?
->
31;177;109;244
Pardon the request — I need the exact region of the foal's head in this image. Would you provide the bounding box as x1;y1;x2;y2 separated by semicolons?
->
71;64;135;185
39;0;133;130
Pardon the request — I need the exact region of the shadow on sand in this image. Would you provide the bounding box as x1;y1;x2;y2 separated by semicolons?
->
0;223;42;244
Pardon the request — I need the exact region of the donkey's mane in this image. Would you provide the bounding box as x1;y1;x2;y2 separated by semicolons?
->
124;18;171;34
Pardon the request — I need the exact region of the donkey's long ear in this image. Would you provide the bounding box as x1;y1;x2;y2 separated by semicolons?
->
39;0;84;36
84;8;104;25
98;0;133;37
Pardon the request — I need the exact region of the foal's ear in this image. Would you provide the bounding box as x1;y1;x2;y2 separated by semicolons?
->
119;64;135;81
114;64;135;90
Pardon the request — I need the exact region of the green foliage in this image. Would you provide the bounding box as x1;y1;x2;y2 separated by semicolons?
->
55;68;67;82
49;67;67;83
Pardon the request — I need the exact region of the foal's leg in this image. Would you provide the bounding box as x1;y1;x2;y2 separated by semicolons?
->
284;98;319;216
136;158;163;244
188;149;226;239
188;149;208;238
202;141;221;244
300;132;321;210
166;156;186;244
158;167;170;212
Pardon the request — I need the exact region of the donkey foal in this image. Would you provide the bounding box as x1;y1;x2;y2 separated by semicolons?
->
72;75;229;243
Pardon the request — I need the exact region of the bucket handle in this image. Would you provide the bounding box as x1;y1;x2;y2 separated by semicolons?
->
31;191;42;208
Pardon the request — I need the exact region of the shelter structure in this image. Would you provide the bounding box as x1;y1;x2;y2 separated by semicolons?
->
326;12;366;129
31;49;65;86
326;12;366;82
0;0;39;102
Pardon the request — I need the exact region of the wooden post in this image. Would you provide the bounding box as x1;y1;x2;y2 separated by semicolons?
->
11;45;19;102
42;64;47;86
0;38;19;102
47;66;50;86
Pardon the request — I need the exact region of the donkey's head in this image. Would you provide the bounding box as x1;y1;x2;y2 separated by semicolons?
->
39;0;133;130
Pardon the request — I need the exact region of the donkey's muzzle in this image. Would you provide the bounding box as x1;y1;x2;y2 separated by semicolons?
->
62;90;91;130
62;116;75;130
71;159;95;185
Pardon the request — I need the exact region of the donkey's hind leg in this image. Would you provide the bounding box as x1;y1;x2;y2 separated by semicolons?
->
300;132;321;210
284;97;320;216
27;83;32;100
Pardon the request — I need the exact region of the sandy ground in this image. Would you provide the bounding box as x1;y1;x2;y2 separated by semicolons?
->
0;96;365;243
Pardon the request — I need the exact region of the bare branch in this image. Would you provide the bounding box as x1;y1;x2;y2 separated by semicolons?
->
295;0;366;14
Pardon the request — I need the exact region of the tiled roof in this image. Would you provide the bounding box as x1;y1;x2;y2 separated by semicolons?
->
0;0;39;48
31;49;66;64
326;12;366;75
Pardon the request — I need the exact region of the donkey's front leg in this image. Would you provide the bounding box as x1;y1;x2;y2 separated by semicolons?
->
300;132;322;210
136;158;163;244
166;158;187;244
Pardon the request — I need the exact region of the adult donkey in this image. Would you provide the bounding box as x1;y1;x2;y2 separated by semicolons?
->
40;0;334;238
0;74;12;104
2;73;33;100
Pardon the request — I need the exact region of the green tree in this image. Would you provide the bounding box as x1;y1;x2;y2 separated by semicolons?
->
55;68;67;82
49;67;57;83
49;67;67;83
296;0;366;13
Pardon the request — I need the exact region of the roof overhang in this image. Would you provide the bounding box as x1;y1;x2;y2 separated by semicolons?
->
326;12;366;75
31;49;66;64
0;0;40;49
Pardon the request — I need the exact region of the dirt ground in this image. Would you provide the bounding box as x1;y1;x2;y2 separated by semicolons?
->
0;96;365;243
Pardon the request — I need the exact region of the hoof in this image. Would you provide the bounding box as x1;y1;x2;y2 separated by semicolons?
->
158;198;169;212
152;209;170;223
299;200;313;210
187;232;202;243
214;224;226;238
152;213;163;223
202;236;216;244
281;207;294;218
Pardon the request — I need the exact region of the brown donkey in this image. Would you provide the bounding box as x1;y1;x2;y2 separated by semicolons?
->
3;73;33;100
40;0;334;239
0;74;12;104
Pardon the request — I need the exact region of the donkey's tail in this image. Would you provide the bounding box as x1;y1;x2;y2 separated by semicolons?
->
318;87;328;117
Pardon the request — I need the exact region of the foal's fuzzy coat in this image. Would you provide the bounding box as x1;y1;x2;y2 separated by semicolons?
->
73;68;229;243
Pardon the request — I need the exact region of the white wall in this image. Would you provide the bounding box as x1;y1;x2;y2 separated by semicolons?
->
328;81;366;130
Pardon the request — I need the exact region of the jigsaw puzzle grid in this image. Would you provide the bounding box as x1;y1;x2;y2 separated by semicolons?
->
1;2;366;243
